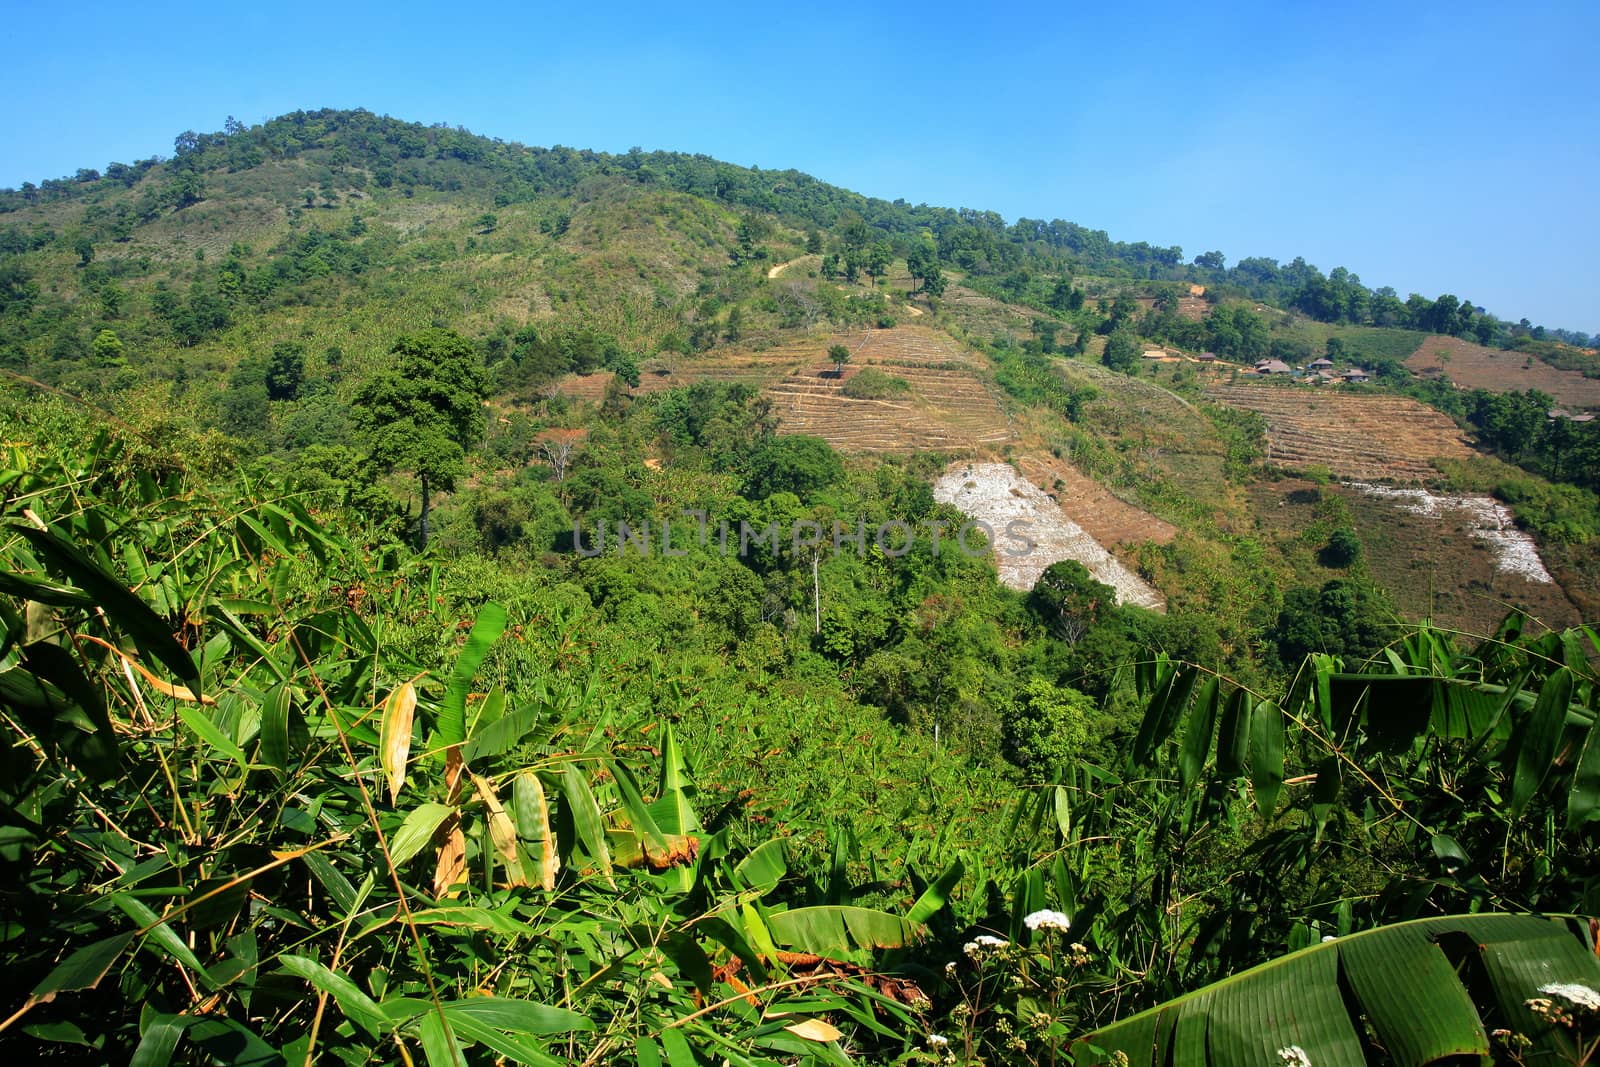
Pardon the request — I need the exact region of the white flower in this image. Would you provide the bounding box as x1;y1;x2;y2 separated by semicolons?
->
1278;1046;1313;1067
1540;982;1600;1010
1023;909;1071;933
928;1034;949;1048
944;961;958;978
1321;935;1337;943
962;934;1008;960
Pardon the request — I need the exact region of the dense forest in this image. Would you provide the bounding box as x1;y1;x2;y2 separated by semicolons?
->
3;109;1600;1064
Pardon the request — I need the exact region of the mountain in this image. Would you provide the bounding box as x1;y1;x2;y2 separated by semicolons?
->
2;105;1598;638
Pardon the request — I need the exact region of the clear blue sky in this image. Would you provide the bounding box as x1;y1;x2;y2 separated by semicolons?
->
3;1;1595;333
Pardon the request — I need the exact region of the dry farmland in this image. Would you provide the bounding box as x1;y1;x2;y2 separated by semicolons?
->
1207;384;1477;481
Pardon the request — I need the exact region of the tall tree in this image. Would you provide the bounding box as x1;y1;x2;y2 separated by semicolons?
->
352;329;488;548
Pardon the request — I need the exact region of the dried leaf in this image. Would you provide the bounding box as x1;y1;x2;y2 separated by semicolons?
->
784;1018;843;1042
471;772;528;887
380;682;416;806
443;743;464;803
514;772;559;891
432;814;466;900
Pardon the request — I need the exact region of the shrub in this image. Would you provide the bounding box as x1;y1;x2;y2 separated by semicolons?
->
840;367;911;399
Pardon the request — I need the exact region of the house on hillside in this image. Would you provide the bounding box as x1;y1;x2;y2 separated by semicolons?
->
1255;359;1292;375
1193;351;1218;362
1551;408;1597;423
1342;369;1371;383
1310;370;1336;385
1309;357;1334;371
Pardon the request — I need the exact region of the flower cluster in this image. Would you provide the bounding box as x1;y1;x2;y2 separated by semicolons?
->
1023;908;1072;933
1526;981;1600;1031
962;933;1008;961
1539;981;1600;1011
1277;1046;1313;1067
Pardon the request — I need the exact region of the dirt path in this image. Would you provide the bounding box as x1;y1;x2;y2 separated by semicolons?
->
767;256;807;280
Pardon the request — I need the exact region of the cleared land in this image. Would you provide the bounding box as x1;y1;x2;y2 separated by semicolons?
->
559;327;1016;455
1013;452;1178;549
933;462;1166;610
1405;335;1600;410
1207;384;1476;481
1249;479;1580;635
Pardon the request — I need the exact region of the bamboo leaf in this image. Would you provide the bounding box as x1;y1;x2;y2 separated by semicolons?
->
1249;701;1284;817
785;1018;843;1042
380;682;417;806
1216;686;1252;780
1178;677;1220;790
471;772;528;887
178;706;248;771
28;931;136;1005
10;523;199;688
279;954;388;1038
907;856;964;925
1132;663;1177;765
439;602;505;746
1568;719;1600;830
389;803;456;868
441;996;593;1034
1512;668;1573;818
513;771;559;891
432;815;466;900
259;681;292;773
561;762;614;887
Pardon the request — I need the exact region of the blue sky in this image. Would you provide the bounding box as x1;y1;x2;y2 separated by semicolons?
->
2;1;1595;332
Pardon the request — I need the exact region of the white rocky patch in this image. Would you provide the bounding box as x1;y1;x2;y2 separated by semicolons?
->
1344;482;1554;584
933;462;1166;610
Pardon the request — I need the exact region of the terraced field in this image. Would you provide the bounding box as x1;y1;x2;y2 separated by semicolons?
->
766;328;1013;453
555;326;1014;454
1207;384;1476;481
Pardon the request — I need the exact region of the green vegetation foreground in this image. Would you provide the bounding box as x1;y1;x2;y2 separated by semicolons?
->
4;392;1600;1064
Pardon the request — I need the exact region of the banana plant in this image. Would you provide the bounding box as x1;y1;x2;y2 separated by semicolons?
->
1074;913;1600;1067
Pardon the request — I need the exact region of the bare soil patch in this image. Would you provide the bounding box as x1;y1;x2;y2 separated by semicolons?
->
1406;335;1600;410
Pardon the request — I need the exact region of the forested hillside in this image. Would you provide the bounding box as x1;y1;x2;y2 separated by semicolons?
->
4;109;1600;1064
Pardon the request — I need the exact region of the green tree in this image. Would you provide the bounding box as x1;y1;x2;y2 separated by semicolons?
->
1029;560;1114;644
264;341;306;401
743;434;843;499
1102;326;1141;373
1001;677;1095;778
1273;577;1393;664
827;343;851;378
475;212;498;234
352;329;488;548
73;236;94;267
1320;526;1362;568
89;328;125;367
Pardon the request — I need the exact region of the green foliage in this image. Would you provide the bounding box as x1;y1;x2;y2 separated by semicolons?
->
1002;677;1095;778
1272;577;1394;664
1102;325;1141;373
743;434;843;500
352;328;489;546
839;366;910;399
1320;525;1362;568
